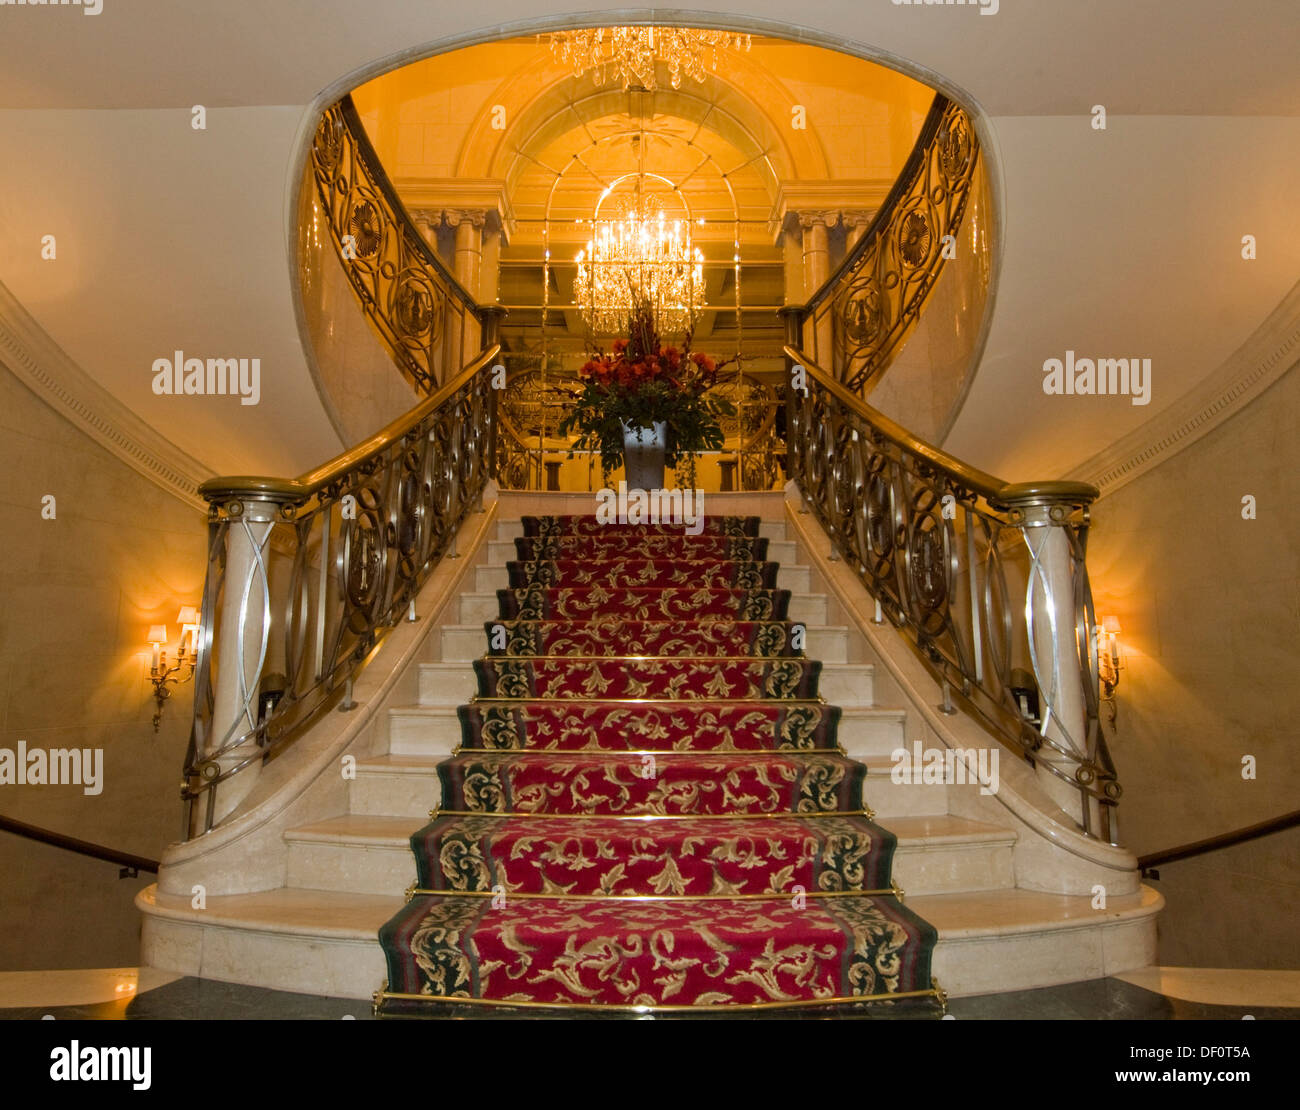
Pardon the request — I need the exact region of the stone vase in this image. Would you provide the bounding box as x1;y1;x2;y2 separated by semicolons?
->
621;420;667;491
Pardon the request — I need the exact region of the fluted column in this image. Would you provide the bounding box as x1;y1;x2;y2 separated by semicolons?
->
800;212;837;366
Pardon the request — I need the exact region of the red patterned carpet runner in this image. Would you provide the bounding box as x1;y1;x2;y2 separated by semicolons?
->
377;515;939;1014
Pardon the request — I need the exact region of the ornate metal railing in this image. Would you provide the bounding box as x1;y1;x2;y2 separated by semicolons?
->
311;96;483;392
800;95;980;392
181;343;500;838
785;347;1121;843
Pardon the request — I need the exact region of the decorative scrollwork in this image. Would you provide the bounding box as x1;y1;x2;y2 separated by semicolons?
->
815;97;981;393
786;360;1120;844
309;96;481;394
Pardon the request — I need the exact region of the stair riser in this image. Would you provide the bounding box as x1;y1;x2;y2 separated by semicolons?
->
486;539;799;565
458;591;829;626
288;831;1013;899
474;564;812;594
439;624;847;663
415;660;869;706
350;772;439;818
931;915;1158;997
387;708;900;757
140;916;385;1003
493;520;789;543
352;767;946;820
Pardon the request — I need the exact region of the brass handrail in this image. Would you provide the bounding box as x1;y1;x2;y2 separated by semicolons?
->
785;346;1099;507
1139;809;1300;874
0;814;159;875
200;344;500;503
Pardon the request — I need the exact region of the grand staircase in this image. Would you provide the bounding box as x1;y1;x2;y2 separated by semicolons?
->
137;495;1160;1006
375;514;940;1013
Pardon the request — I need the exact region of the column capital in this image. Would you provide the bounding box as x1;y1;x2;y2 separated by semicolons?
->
441;208;488;230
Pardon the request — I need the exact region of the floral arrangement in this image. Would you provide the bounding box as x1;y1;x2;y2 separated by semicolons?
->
557;300;735;478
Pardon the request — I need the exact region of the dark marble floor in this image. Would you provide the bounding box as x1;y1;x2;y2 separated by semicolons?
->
1;975;1296;1020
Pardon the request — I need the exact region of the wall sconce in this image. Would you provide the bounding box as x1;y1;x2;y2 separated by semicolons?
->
1097;614;1123;726
148;608;199;732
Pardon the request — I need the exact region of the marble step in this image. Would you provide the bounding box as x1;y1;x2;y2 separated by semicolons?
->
138;881;1162;1002
472;562;813;595
283;813;1014;900
455;589;830;627
415;659;874;707
493;519;789;543
437;621;849;663
386;703;905;757
137;885;398;1003
350;753;947;822
483;538;800;567
917;885;1163;997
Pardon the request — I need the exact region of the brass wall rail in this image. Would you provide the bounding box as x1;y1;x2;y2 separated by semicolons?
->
785;345;1121;843
0;814;160;877
311;96;483;393
799;94;981;393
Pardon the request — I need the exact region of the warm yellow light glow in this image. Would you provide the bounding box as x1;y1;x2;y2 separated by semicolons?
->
147;625;167;646
575;198;705;334
1102;615;1122;635
547;27;752;91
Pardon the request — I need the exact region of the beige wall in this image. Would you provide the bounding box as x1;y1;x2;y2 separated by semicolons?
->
0;362;206;970
1088;363;1300;968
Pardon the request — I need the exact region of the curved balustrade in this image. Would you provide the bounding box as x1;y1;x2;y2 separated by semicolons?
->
182;345;500;838
785;346;1121;843
311;97;483;393
800;95;981;393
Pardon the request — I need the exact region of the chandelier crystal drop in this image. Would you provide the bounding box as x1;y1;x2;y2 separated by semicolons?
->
548;27;752;91
575;199;705;336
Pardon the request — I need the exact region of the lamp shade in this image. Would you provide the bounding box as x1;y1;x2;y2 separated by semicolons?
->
1102;615;1122;635
147;625;168;645
176;606;199;626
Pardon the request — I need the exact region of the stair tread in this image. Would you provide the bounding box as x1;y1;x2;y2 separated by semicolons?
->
142;885;403;938
143;881;1160;942
910;885;1162;937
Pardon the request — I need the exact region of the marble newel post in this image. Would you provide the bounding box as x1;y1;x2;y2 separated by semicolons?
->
205;496;280;827
1001;489;1103;837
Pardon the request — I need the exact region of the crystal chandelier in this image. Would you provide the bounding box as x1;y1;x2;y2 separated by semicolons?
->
575;197;705;335
548;27;752;91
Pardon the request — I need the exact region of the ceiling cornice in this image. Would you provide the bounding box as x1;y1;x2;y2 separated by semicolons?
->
0;279;211;513
1069;279;1300;500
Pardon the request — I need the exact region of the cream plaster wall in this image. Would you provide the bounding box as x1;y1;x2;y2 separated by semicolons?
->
1087;363;1300;968
0;362;205;970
